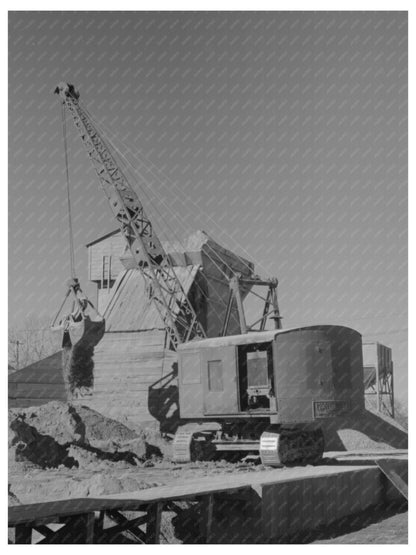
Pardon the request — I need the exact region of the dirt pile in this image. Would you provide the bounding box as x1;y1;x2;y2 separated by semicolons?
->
9;416;79;469
8;401;171;471
321;409;408;452
62;343;95;397
9;401;137;443
60;310;105;398
8;485;21;507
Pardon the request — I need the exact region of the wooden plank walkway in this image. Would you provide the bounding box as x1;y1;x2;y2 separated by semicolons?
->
9;460;407;544
9;481;254;544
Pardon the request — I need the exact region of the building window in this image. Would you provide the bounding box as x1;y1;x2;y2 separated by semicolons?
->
102;255;112;290
208;360;223;392
247;350;269;387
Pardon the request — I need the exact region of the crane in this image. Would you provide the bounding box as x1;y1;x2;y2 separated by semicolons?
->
54;82;281;351
54;82;206;350
52;83;363;467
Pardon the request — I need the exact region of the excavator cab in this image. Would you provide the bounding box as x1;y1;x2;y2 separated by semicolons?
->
51;278;105;350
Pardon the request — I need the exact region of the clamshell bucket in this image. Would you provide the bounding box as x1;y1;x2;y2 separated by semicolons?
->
61;314;105;350
51;278;105;349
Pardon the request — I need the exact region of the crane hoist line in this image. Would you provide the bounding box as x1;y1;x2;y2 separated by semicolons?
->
60;102;76;281
51;98;105;400
51;97;106;398
53;82;206;351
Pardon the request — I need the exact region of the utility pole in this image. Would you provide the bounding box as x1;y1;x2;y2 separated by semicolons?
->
10;340;22;370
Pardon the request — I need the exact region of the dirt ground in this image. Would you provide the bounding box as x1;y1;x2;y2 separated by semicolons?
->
8;401;408;544
8;461;270;503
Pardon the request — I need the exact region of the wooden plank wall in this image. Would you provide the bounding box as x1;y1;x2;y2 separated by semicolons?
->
10;231;257;419
261;467;385;541
82;330;176;430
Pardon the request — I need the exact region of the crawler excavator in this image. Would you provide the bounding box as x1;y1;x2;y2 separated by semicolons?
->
53;82;365;466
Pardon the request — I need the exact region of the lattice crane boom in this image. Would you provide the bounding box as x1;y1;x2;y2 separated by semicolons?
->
54;82;206;350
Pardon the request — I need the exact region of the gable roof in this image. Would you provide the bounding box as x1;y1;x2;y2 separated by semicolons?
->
8;351;64;384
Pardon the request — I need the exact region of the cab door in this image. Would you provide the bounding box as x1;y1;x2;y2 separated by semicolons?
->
203;346;239;415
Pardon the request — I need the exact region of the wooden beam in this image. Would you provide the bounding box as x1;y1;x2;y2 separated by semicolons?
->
94;511;104;538
146;502;162;544
36;514;95;544
106;510;147;543
165;500;185;515
229;276;247;334
220;290;233;336
15;524;32;544
99;513;148;543
85;512;95;544
32;524;58;542
199;494;214;543
38;521;73;544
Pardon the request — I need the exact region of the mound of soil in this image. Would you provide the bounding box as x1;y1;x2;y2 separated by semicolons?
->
9;401;138;446
9;416;79;469
62;343;95;396
8;401;170;471
76;405;139;444
8;485;21;507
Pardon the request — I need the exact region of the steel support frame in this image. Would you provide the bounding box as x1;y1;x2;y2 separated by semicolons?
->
365;366;395;419
221;274;282;335
55;84;205;350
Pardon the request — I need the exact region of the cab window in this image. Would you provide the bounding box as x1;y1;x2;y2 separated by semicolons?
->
207;360;223;391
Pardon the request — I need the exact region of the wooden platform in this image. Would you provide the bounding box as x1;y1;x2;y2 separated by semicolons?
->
376;458;408;500
9;457;408;544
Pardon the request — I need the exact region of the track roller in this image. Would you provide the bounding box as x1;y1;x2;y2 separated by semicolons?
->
173;429;215;463
173;430;194;463
260;425;325;466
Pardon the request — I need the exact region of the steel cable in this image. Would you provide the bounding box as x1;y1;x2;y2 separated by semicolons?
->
61;103;76;279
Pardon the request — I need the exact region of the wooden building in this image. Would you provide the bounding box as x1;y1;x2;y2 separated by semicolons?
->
9;230;254;430
8;352;66;408
84;229;254;429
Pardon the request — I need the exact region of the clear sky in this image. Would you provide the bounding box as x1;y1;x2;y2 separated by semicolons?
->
8;11;407;401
